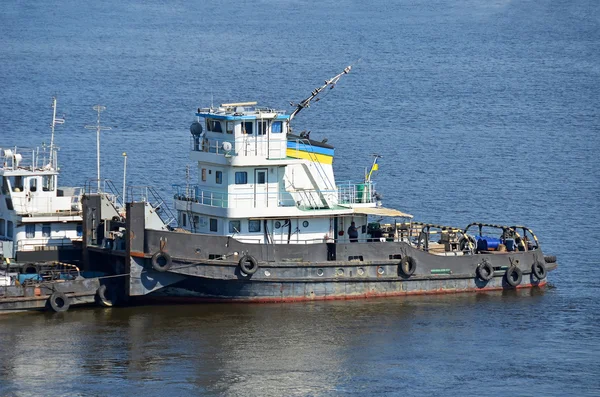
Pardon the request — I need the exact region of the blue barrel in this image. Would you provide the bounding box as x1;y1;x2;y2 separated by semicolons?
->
476;236;501;251
505;239;515;252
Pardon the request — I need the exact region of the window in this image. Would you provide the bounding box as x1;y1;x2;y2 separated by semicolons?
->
243;121;253;134
42;224;51;237
1;177;8;195
256;171;266;184
216;171;223;184
271;121;283;133
0;219;4;236
202;168;207;182
7;221;13;238
249;220;261;233
235;172;247;184
210;218;218;232
226;122;234;134
42;175;54;191
207;119;223;132
29;177;37;192
229;220;241;233
77;224;83;237
258;121;268;135
26;224;35;238
10;176;23;192
182;213;187;227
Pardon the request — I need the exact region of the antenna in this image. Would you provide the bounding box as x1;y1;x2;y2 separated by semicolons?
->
85;105;112;191
289;65;352;123
185;164;191;194
48;97;65;169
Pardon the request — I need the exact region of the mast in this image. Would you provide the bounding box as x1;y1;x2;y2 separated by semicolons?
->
48;97;65;169
288;65;352;123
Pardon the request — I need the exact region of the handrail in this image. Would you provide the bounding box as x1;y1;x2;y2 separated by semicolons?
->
173;182;376;209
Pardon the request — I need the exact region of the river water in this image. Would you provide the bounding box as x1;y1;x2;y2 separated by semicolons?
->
1;0;599;395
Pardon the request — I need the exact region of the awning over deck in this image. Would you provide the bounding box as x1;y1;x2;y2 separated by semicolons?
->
353;207;413;219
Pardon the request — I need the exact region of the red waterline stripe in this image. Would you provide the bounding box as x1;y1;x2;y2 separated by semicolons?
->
135;281;547;304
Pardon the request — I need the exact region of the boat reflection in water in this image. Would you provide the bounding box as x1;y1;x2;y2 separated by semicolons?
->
0;288;550;396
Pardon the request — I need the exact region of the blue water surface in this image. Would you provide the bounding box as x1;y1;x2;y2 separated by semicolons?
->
0;0;599;396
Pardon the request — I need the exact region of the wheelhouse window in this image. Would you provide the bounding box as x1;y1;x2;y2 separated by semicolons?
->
243;121;253;135
77;224;83;237
7;221;13;238
42;175;54;192
249;220;261;233
216;171;223;184
42;224;51;237
235;172;247;184
29;177;37;192
26;224;35;238
209;218;218;232
257;121;268;135
206;119;223;133
229;220;241;233
271;121;283;133
226;122;234;134
0;219;4;236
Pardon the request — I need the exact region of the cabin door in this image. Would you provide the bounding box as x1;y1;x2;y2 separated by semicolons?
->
254;168;268;207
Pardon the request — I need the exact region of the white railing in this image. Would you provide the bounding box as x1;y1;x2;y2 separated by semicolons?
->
17;237;80;252
11;195;82;216
190;136;288;159
173;181;375;210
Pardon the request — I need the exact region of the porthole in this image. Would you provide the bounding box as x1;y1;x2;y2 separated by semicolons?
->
317;268;324;276
264;270;271;277
337;268;344;276
302;221;309;228
358;267;365;276
274;221;281;229
377;267;385;275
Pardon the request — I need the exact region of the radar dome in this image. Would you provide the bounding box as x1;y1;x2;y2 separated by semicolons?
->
190;121;203;136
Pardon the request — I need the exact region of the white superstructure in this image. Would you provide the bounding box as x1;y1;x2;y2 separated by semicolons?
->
0;98;82;261
173;69;411;244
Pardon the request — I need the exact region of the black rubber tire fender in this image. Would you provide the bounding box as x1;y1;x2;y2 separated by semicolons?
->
239;255;259;275
21;263;38;275
48;291;70;313
96;284;117;307
544;255;557;264
505;266;523;287
532;261;547;280
476;262;494;281
400;256;417;276
151;251;172;272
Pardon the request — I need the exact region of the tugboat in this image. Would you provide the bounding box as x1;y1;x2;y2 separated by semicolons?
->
1;98;103;313
83;66;558;302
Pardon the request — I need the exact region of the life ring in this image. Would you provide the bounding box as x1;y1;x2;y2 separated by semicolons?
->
505;266;522;287
476;262;494;281
96;284;117;307
531;261;547;280
239;255;258;275
48;291;70;313
399;256;417;276
152;251;172;272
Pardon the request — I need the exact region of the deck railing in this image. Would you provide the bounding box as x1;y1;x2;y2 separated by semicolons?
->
172;180;375;210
